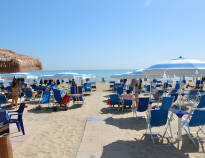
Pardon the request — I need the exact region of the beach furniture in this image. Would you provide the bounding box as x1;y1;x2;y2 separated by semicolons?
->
133;97;149;118
108;94;120;111
116;86;123;95
109;81;115;89
121;99;132;112
147;109;173;143
183;89;198;103
159;97;174;111
182;109;205;144
8;103;26;135
24;89;34;101
53;89;70;110
90;82;96;89
83;83;92;93
70;86;84;104
39;91;51;107
0;94;8;108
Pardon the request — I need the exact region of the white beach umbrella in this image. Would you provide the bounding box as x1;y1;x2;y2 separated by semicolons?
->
53;72;82;79
110;72;133;79
1;73;38;80
38;74;54;80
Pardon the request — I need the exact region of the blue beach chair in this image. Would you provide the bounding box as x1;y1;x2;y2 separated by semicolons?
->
0;94;8;108
39;91;51;107
108;94;120;111
182;110;205;144
8;103;26;135
71;86;84;104
133;97;149;118
147;109;173;143
122;99;132;112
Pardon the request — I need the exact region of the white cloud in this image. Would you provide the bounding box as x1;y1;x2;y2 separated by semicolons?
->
145;0;151;7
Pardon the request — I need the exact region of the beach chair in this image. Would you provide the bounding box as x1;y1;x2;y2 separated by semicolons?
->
183;89;198;103
84;83;92;93
108;94;120;111
146;109;173;143
71;86;84;104
159;97;174;111
121;99;132;112
90;82;96;89
182;110;205;145
39;91;51;107
170;93;178;103
24;89;34;101
0;94;8;108
53;89;70;110
133;97;149;118
8;103;26;135
116;86;123;95
109;81;115;89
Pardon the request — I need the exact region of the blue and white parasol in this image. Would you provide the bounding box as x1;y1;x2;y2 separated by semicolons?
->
144;56;205;77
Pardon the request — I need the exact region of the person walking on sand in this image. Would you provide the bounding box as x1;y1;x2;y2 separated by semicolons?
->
131;79;139;108
11;80;20;108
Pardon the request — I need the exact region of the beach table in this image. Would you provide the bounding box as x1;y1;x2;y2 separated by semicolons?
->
173;110;189;141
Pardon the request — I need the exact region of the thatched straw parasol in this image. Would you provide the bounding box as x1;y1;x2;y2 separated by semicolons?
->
0;48;43;73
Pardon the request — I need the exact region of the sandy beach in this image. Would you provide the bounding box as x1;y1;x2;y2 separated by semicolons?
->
7;82;205;158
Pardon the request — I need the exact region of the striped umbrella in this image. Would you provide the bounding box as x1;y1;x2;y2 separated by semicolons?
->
144;56;205;77
144;56;205;141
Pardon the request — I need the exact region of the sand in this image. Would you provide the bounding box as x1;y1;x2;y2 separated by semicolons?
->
7;83;205;158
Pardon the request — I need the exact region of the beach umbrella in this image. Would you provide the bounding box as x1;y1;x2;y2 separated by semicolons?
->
0;48;42;158
110;72;133;79
53;72;83;79
38;74;54;80
144;56;205;141
81;74;96;80
144;56;205;77
0;48;42;73
1;73;38;80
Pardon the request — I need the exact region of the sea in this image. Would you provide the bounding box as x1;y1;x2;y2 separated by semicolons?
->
29;69;134;82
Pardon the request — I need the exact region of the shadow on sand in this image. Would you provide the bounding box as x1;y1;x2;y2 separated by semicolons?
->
101;107;132;115
69;104;83;110
101;136;190;158
105;117;147;131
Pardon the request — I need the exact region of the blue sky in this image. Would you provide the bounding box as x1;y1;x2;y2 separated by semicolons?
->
1;0;205;70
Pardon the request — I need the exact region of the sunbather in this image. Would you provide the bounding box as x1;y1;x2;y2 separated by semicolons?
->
11;80;20;108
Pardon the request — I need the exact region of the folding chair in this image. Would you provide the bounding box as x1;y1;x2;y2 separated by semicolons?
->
8;103;26;135
108;94;120;111
182;110;205;145
146;109;173;143
133;97;149;118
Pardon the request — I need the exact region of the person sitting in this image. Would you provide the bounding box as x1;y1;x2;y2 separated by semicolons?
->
71;79;76;86
122;90;134;109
